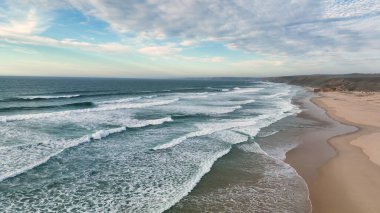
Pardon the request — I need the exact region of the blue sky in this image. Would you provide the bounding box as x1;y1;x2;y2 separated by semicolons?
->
0;0;379;77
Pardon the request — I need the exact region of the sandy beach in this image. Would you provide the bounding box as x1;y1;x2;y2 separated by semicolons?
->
287;91;380;213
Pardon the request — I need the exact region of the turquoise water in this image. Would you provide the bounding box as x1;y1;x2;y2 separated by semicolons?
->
0;77;309;212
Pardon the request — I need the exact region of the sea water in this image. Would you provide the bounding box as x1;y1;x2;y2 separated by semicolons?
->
0;77;310;212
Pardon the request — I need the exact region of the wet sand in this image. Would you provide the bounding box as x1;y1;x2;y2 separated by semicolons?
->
166;90;380;212
286;91;380;213
166;90;315;213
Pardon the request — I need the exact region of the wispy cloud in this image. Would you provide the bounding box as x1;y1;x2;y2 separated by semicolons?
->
0;2;130;54
138;45;181;56
180;40;195;47
179;56;225;63
66;0;380;55
0;32;130;53
233;59;285;70
0;0;380;77
0;9;47;35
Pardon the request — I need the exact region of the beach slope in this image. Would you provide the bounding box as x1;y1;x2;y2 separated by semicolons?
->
310;92;380;213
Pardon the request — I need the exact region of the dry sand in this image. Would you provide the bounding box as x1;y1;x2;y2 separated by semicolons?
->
288;91;380;213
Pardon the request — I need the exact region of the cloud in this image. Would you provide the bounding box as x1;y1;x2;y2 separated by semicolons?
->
138;45;181;56
66;0;380;56
226;43;238;50
60;39;130;53
0;2;130;54
0;9;46;35
233;59;285;68
179;56;224;63
0;32;130;53
1;0;380;76
3;0;380;56
180;40;195;47
205;57;224;63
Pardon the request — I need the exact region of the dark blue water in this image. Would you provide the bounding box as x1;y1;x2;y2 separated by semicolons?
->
0;77;310;212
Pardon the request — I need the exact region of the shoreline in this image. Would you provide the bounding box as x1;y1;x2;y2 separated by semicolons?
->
165;86;314;212
285;93;354;185
286;91;380;213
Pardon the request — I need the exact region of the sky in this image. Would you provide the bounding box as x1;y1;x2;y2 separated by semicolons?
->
0;0;379;78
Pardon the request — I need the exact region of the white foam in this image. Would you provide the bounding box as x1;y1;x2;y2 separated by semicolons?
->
0;99;178;122
227;88;264;94
159;148;230;212
0;83;308;212
238;142;268;155
97;98;179;110
258;130;279;138
173;148;311;213
153;118;262;150
235;109;292;138
211;130;249;144
260;89;290;99
180;92;209;99
124;117;173;128
91;127;126;140
96;97;141;104
20;94;80;99
158;104;241;116
145;95;158;99
0;117;173;182
213;105;241;114
232;99;255;105
154;93;300;151
0;135;91;182
221;89;230;92
234;127;260;138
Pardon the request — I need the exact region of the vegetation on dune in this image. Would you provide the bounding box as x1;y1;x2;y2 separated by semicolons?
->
268;74;380;92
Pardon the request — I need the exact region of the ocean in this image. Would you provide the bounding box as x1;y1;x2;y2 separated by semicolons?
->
0;77;311;212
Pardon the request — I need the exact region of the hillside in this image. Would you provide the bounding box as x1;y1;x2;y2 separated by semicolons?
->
268;74;380;91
